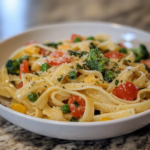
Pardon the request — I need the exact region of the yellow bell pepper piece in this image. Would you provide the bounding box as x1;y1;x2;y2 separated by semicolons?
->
84;75;109;89
11;103;26;114
58;44;71;50
29;56;38;60
24;46;40;54
101;117;111;121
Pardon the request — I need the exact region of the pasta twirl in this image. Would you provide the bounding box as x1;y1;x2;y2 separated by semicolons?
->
1;34;150;122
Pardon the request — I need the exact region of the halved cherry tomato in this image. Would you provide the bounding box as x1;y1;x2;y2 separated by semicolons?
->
19;60;29;78
104;51;124;59
46;50;72;66
68;95;85;118
39;48;51;56
141;60;150;68
118;43;126;48
17;81;23;89
113;81;139;101
26;41;37;45
71;34;83;43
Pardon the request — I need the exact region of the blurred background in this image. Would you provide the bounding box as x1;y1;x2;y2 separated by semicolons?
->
1;0;150;40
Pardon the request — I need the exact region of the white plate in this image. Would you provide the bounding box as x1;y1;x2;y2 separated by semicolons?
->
0;22;150;140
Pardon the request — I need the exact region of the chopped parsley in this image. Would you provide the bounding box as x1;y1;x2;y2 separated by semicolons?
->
70;117;78;122
68;50;88;58
76;63;83;69
10;80;15;85
94;81;99;85
38;92;41;96
57;75;63;82
94;110;101;115
33;72;39;76
62;86;65;89
115;80;119;86
70;66;74;69
73;101;79;107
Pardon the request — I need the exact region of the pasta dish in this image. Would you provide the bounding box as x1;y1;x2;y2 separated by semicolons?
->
0;34;150;122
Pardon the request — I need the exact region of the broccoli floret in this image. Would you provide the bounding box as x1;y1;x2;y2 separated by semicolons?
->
104;70;116;83
6;55;29;75
86;47;110;73
6;60;20;75
130;44;149;62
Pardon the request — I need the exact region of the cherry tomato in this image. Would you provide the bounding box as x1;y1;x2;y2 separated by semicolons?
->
26;41;37;45
46;50;72;66
17;81;23;89
39;48;51;56
71;34;83;43
113;81;139;101
141;60;150;68
104;51;124;59
68;95;85;118
19;60;29;78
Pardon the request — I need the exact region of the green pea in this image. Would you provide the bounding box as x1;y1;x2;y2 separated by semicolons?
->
70;117;78;122
87;36;95;40
68;71;77;80
74;37;81;43
61;104;70;113
28;92;37;102
41;63;50;72
119;47;127;54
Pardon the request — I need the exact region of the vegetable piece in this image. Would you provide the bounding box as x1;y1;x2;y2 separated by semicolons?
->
71;34;83;43
68;95;85;118
44;42;62;48
19;60;29;78
17;81;23;89
67;50;88;58
94;110;100;115
74;37;81;43
90;43;96;49
130;44;149;62
113;81;139;101
118;43;126;48
57;75;63;82
11;103;26;113
141;60;150;68
39;48;51;56
86;47;110;73
6;56;29;75
6;60;20;75
17;56;29;64
28;92;38;102
41;63;50;72
58;44;71;50
68;71;77;80
46;50;72;66
104;70;116;83
61;104;70;113
104;51;124;59
87;36;95;40
70;117;78;122
119;47;127;54
24;46;40;54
